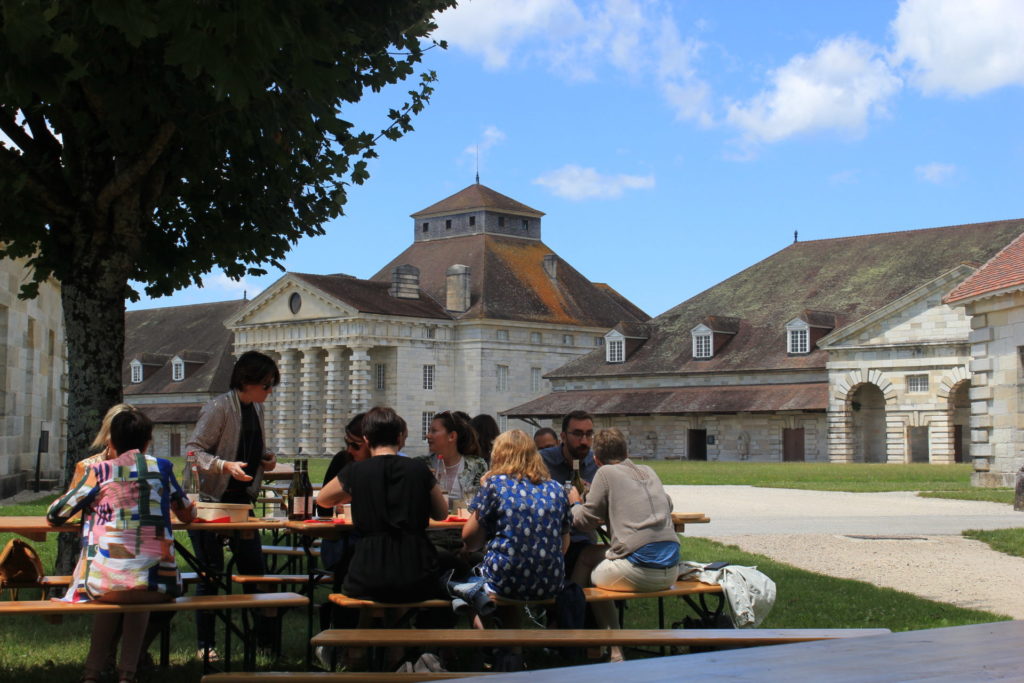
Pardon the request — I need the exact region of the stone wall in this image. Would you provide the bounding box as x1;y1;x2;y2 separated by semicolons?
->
0;258;66;497
963;291;1024;486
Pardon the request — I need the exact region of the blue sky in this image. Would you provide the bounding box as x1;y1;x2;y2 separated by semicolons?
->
131;0;1024;319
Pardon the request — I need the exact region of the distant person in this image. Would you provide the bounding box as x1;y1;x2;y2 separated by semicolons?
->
48;410;196;683
538;410;597;494
533;427;558;451
568;428;678;663
186;350;280;661
470;414;500;464
318;407;449;602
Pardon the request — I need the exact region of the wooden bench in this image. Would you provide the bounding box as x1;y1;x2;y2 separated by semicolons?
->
328;580;726;629
0;591;308;670
312;627;892;650
202;672;486;682
2;572;203;598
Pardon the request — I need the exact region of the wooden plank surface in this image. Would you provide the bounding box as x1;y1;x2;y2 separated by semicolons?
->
0;591;308;615
470;621;1023;682
312;628;890;648
203;673;489;682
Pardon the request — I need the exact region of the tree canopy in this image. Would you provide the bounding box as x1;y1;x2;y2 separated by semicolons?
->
0;0;457;571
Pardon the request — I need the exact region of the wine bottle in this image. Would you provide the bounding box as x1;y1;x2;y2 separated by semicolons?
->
183;451;200;496
570;457;586;499
288;459;313;520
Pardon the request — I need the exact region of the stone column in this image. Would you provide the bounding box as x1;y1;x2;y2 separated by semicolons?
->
927;413;955;464
262;350;281;444
322;346;346;454
275;348;301;457
349;346;372;415
299;347;324;456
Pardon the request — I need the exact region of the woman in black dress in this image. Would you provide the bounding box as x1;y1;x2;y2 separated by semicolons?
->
318;407;448;602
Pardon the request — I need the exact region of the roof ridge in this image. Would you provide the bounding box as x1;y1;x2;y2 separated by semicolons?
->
791;218;1023;246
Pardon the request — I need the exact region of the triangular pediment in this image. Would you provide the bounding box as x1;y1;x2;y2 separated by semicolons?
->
226;274;358;327
819;265;976;349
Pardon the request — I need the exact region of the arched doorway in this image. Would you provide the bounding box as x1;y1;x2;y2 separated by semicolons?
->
851;384;887;463
949;380;971;463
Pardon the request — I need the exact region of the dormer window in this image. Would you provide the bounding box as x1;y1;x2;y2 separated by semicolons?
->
786;319;811;354
691;324;713;359
171;357;185;381
607;339;624;363
130;360;143;384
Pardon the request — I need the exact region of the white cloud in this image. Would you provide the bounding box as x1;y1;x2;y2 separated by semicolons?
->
207;272;255;294
726;36;902;144
436;0;713;124
828;169;860;185
533;164;654;200
463;125;506;156
891;0;1024;96
915;162;956;184
434;0;582;70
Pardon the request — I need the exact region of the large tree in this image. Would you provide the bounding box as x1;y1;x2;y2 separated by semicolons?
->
0;0;456;570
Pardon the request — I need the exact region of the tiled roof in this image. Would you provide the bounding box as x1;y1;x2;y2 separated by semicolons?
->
548;218;1024;378
502;383;828;417
371;234;648;327
290;272;452;320
124;300;245;395
411;183;544;219
138;403;203;424
945;231;1024;304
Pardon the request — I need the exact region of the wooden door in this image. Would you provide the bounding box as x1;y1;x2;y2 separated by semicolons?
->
953;425;963;463
170;432;181;459
783;428;805;462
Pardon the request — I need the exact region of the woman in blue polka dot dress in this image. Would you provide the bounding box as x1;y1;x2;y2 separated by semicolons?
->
463;429;571;602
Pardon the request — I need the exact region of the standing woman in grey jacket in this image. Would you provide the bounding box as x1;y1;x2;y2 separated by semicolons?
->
186;350;280;662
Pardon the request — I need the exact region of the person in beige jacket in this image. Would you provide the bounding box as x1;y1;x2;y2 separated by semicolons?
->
568;428;679;662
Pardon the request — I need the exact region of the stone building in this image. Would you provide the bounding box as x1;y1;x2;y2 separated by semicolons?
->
129;183;646;459
506;219;1024;464
123;299;246;459
945;232;1024;485
0;257;65;496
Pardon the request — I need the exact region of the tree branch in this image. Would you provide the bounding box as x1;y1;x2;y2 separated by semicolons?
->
24;107;63;159
0;145;75;220
96;121;176;219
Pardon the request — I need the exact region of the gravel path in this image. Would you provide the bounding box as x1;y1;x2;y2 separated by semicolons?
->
665;485;1024;619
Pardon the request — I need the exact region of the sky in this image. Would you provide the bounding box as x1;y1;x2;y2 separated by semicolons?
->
129;0;1024;320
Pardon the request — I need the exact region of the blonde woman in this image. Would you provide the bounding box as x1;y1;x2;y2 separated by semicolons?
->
462;429;571;601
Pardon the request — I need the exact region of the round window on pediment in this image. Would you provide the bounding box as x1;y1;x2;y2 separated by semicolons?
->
289;292;302;314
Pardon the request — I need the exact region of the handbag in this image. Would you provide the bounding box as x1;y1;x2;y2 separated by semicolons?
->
0;538;45;586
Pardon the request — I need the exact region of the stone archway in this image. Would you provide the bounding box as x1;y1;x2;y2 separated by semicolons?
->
851;383;888;463
948;380;971;463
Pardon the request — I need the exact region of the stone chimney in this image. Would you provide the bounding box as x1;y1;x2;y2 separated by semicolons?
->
389;264;420;299
543;254;558;279
446;264;471;312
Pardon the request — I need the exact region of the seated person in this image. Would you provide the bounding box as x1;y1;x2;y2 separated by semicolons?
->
318;407;448;603
568;428;679;663
463;429;570;603
48;410;196;683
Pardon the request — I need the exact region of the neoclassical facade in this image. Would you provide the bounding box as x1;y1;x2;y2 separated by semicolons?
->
166;183;646;458
508;219;1023;465
0;257;66;496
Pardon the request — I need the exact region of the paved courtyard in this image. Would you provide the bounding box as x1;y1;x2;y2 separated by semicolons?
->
667;486;1024;618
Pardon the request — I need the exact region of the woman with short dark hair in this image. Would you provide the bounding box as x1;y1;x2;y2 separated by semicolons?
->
48;410;196;683
318;407;449;602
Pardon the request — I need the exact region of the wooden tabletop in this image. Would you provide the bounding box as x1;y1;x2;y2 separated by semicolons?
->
1;510;708;541
0;516;288;541
471;620;1024;682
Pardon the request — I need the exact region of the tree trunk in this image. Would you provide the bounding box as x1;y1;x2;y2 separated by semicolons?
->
53;276;126;574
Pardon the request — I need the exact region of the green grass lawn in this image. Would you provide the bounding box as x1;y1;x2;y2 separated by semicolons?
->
963;528;1024;557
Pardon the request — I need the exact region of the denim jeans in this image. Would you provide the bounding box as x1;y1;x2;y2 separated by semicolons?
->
188;529;270;648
